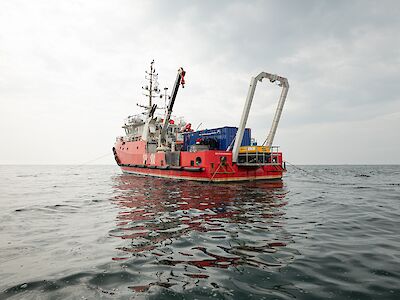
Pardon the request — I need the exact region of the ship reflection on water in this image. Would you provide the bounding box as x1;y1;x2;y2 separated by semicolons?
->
111;174;294;294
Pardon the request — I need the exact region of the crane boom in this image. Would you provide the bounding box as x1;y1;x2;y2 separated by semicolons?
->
158;67;185;147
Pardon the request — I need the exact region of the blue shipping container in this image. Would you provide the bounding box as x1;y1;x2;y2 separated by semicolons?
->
183;126;251;151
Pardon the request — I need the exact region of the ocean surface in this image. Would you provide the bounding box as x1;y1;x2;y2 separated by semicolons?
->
0;165;399;299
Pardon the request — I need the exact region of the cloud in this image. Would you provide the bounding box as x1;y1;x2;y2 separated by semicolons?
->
0;0;399;164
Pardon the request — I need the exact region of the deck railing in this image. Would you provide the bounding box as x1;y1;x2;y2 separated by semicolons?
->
237;146;281;166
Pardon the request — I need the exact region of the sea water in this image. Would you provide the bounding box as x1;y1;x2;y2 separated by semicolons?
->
0;165;399;299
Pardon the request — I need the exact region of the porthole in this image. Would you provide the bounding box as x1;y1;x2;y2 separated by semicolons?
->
195;157;202;166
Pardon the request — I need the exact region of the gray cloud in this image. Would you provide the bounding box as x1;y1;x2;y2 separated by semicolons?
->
0;0;399;164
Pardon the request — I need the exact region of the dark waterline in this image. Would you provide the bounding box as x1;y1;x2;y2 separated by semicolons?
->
0;165;399;299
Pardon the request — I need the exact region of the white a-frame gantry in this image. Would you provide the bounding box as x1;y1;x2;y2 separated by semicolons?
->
232;72;289;163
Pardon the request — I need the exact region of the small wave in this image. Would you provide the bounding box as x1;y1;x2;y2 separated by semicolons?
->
1;165;399;299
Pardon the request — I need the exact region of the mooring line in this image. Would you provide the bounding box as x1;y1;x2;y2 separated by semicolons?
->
66;152;112;171
285;161;334;182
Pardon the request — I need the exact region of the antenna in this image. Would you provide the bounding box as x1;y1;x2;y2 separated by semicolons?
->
139;60;162;111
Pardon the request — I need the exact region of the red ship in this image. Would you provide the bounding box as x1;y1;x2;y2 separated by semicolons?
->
113;61;289;182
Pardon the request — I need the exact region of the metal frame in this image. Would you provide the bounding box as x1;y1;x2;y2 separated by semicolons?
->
232;72;289;163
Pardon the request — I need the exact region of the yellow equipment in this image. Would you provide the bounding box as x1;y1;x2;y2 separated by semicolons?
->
239;146;270;153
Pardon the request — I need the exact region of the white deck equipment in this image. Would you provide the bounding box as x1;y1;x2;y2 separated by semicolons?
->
232;72;289;163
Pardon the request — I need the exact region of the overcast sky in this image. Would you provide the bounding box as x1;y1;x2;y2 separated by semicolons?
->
1;0;399;165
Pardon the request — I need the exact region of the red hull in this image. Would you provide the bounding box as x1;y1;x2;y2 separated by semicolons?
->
114;140;285;182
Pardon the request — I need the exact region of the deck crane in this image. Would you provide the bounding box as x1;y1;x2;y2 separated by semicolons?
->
232;72;289;163
157;67;186;150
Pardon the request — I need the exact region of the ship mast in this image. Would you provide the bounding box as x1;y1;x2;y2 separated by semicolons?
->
139;60;161;113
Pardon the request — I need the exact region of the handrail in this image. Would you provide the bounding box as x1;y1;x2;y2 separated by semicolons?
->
236;146;281;166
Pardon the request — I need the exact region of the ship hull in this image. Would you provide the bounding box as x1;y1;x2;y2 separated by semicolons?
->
120;165;283;182
114;141;285;183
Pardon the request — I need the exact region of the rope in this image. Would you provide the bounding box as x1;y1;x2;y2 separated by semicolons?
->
66;152;112;171
208;162;223;183
285;160;334;182
195;122;203;131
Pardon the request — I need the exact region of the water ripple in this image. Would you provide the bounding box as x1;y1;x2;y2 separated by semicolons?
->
0;165;399;299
